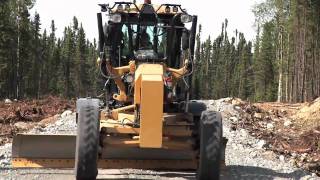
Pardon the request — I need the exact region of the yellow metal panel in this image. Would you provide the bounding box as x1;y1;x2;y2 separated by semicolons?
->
134;75;141;104
118;113;135;123
110;105;135;120
134;64;164;105
139;64;164;74
133;64;165;148
140;74;163;148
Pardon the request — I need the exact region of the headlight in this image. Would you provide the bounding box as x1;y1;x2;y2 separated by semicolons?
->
172;6;179;13
181;14;192;23
109;14;121;23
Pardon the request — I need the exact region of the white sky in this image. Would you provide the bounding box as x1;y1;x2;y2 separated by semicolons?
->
31;0;262;42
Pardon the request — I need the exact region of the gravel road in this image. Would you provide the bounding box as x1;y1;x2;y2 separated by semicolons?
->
0;98;318;180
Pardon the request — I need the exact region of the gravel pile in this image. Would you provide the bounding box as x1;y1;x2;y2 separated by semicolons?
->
0;98;318;179
29;110;77;135
204;98;317;179
0;144;11;168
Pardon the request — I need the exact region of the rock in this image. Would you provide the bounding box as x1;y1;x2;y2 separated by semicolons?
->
250;151;257;158
0;156;11;167
302;153;308;158
61;110;72;119
231;98;242;105
4;143;11;149
257;139;266;149
300;153;308;162
56;120;64;126
240;129;248;137
284;120;293;127
234;106;241;110
14;122;29;130
4;99;12;104
301;175;313;180
291;152;297;158
254;112;263;119
279;155;285;162
232;143;238;150
266;123;274;130
261;151;275;160
229;116;238;122
38;115;59;128
208;100;215;105
288;158;296;166
230;125;237;131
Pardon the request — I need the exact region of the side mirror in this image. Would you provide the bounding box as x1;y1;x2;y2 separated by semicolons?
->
182;30;190;50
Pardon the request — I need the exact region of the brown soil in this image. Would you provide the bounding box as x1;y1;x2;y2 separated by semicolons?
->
0;96;74;145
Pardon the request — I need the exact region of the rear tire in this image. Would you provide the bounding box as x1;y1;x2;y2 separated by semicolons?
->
75;99;100;180
197;111;222;180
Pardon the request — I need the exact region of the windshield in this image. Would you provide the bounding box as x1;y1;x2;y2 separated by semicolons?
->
121;24;167;59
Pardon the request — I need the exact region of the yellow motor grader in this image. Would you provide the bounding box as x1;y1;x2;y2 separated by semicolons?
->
12;1;226;179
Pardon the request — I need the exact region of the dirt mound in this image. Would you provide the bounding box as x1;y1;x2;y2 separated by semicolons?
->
0;96;74;145
230;99;320;176
292;97;320;130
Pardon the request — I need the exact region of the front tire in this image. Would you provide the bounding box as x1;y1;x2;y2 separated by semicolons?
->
75;99;100;180
197;111;223;180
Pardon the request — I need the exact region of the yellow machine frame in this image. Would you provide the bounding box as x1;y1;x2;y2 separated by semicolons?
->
102;59;191;149
11;2;226;175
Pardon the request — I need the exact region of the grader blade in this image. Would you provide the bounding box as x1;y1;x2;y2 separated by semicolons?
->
12;134;76;168
12;134;198;169
12;134;76;159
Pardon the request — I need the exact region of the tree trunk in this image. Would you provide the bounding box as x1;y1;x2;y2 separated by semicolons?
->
277;29;284;102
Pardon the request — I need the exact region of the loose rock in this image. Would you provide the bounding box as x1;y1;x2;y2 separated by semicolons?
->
61;110;72;119
257;139;266;149
284;120;293;127
14;122;29;131
4;99;12;104
229;116;238;123
254;112;263;119
266;123;274;130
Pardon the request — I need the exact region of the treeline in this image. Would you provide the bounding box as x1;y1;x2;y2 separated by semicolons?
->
1;0;319;103
193;0;320;103
254;0;320;103
0;0;98;99
192;21;254;101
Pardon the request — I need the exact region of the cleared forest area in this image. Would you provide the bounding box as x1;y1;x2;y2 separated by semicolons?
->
0;0;319;178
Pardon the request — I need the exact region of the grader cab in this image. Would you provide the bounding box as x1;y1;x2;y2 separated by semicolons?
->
12;1;226;179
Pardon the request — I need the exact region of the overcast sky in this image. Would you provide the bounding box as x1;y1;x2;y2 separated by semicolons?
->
31;0;262;42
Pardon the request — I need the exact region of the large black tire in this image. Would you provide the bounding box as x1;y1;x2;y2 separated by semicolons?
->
75;99;100;180
197;111;223;180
